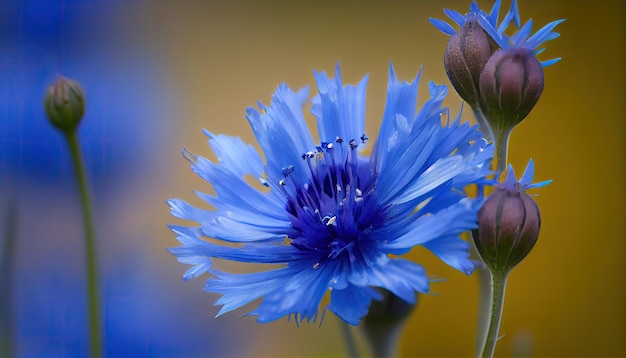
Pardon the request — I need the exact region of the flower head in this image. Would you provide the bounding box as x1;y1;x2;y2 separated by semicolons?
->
168;64;493;325
473;159;551;272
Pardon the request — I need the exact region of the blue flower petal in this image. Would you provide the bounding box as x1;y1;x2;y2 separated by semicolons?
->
372;64;420;165
429;18;457;36
381;198;481;250
501;159;552;191
391;155;467;204
422;235;476;275
167;226;213;281
443;8;466;27
246;84;315;185
329;285;383;325
207;268;295;317
526;19;565;49
348;259;429;303
186;152;286;219
312;64;369;146
487;0;503;25
519;158;536;187
202;132;266;180
251;260;341;324
168;225;300;264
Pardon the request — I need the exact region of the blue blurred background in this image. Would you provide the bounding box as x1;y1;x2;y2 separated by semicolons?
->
0;0;240;356
1;0;624;357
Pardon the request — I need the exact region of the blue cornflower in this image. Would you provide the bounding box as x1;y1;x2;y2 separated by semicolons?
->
168;64;493;325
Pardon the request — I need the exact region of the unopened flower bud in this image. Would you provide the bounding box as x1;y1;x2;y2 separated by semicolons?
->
444;15;497;107
44;75;86;133
479;48;544;133
473;162;546;272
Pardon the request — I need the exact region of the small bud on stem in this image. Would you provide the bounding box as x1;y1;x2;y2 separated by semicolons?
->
44;75;86;133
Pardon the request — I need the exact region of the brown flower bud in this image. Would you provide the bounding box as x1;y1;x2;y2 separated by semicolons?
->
444;14;497;107
474;182;541;272
479;48;544;133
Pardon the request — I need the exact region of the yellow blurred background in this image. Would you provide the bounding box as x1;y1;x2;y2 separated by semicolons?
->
3;0;624;357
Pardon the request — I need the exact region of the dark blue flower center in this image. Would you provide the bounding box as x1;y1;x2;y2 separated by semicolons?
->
286;137;385;264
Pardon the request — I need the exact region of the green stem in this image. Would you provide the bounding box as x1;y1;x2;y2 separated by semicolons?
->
0;196;17;358
361;290;415;358
64;132;102;358
339;321;359;358
493;127;512;179
479;268;509;358
362;321;401;358
474;267;492;358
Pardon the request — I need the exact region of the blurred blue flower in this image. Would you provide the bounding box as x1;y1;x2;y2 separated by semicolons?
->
168;64;493;325
0;0;168;189
2;1;236;356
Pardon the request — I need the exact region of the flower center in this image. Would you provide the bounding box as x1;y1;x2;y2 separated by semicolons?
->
286;136;383;263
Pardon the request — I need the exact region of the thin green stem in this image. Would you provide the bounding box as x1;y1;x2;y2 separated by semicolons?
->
361;290;414;358
479;268;509;358
493;127;512;179
64;132;102;358
474;267;492;358
0;196;17;358
339;321;359;358
362;321;401;358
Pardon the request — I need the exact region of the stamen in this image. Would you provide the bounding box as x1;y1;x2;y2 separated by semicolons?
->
355;188;363;203
282;165;295;177
326;216;337;226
